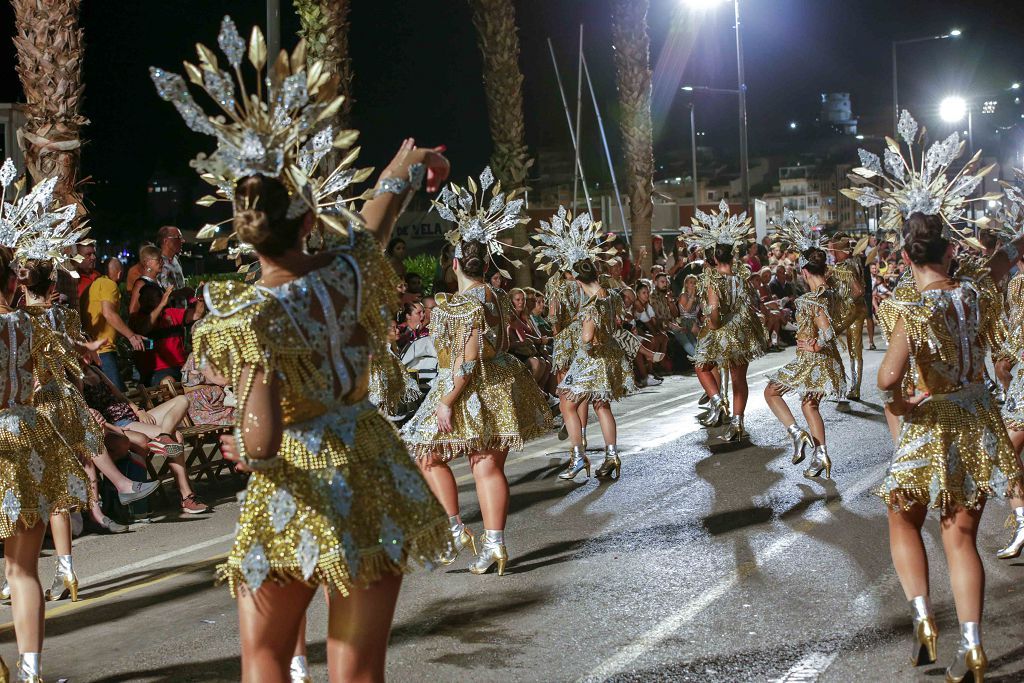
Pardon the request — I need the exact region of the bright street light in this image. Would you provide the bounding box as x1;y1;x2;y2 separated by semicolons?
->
939;96;968;123
1013;82;1021;90
788;121;798;130
892;28;963;133
681;86;694;91
948;28;962;37
682;0;726;8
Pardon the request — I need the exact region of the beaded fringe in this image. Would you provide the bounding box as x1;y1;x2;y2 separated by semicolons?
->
876;473;1024;515
411;433;542;462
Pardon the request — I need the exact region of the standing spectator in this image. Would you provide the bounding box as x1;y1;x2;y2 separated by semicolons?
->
82;257;146;390
75;242;99;300
130;282;201;386
156;225;186;290
128;244;163;315
125;241;156;293
386;237;407;278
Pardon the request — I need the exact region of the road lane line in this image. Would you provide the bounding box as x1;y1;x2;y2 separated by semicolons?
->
772;652;839;682
579;464;886;682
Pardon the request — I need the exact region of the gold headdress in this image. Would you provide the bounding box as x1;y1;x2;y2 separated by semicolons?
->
532;205;610;275
679;199;753;250
150;16;379;263
433;166;528;278
841;109;999;249
0;159;90;278
773;208;823;268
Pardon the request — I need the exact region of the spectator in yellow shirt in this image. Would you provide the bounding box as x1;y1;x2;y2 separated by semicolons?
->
82;257;147;389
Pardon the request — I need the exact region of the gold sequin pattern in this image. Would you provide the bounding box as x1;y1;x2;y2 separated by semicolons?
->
558;295;637;402
691;269;767;368
769;289;846;399
368;349;421;417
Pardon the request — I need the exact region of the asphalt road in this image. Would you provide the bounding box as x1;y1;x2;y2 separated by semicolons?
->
3;343;1024;682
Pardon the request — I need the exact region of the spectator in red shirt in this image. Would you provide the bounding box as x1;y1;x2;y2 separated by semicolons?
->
130;282;203;386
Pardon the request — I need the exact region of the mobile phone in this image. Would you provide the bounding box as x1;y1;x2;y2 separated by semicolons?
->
143;338;155;351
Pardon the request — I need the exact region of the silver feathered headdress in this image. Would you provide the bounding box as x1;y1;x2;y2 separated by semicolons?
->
434;166;528;278
151;16;375;268
531;205;610;275
773;208;823;268
990;167;1024;246
841;110;998;248
0;159;90;278
679;199;753;250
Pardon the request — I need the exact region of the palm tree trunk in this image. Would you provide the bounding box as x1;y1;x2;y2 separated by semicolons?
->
11;0;88;211
611;0;654;275
467;0;533;287
293;0;354;129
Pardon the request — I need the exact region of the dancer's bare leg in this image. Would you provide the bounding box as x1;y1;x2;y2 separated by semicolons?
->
326;574;402;683
238;580;317;683
888;504;930;601
940;505;986;623
5;521;47;654
416;455;459;517
800;396;825;445
468;449;510;531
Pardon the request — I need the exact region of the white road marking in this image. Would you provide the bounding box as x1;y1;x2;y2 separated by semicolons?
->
78;532;235;589
772;652;840;683
579;465;886;682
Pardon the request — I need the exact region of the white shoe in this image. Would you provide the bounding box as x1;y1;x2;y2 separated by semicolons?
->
645;376;663;387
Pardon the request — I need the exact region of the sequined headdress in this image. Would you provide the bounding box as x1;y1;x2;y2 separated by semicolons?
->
434;166;528;278
841;110;998;249
532;205;610;276
151;16;377;264
679;199;753;250
0;159;90;278
773;208;823;268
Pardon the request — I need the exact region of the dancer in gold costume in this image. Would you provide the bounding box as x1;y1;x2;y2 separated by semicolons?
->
533;207;634;480
402;167;552;576
153;18;451;680
764;212;845;479
0;163;92;683
827;233;868;400
679;200;768;442
845;111;1024;681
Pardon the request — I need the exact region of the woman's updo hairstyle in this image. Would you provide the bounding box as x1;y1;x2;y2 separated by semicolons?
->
800;248;828;276
16;259;54;298
233;175;307;257
714;243;734;265
902;212;948;266
456;240;486;278
573;259;598;284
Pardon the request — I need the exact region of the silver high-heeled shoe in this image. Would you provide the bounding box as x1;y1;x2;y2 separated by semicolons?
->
698;395;728;427
559;445;590;480
45;555;79;602
438;519;477;566
787;424;814;465
468;530;508;576
996;507;1024;559
945;622;987;683
595;445;621;479
847;359;863;401
718;415;747;442
0;580;8;601
803;444;832;479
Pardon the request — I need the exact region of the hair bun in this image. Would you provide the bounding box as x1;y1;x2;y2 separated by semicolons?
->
902;212;948;265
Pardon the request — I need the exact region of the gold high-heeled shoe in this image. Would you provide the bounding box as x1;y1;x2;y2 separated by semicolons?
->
0;580;9;601
911;615;938;666
44;559;79;603
787;424;813;465
438;525;477;566
946;645;987;683
559;445;590;481
468;535;508;576
803;444;832;480
595;445;621;479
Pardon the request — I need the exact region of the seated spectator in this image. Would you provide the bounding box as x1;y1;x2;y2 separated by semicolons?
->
631;280;666;386
128;244;163;315
527;288;553;341
401;271;423;305
386;237;407;278
401;321;439;390
675;274;701;358
487;269;510;291
753;267;786;350
744;242;762;272
650;272;680;373
82;257;146;390
508;288;555;394
181;353;235;426
130;282;202;386
397;300;429;349
433;243;457;294
421;294;437;328
81;362;209;514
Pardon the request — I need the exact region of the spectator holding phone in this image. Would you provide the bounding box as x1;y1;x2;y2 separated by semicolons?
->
129;281;203;386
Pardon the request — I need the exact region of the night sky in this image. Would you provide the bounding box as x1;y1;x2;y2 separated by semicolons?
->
0;0;1022;239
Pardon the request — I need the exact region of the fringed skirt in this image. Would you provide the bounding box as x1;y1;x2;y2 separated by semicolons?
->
558;340;637;403
768;345;847;400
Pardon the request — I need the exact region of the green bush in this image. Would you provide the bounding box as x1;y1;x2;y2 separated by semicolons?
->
403;254;437;296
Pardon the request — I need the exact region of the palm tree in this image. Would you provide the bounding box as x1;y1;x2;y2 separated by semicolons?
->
467;0;533;286
611;0;654;273
293;0;354;129
11;0;88;211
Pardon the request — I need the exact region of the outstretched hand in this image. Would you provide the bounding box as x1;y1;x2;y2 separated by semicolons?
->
385;138;450;193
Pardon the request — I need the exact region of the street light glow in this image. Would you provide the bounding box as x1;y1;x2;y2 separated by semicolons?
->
682;0;726;8
855;134;865;140
948;28;962;37
681;86;694;91
1013;82;1021;90
788;121;798;130
939;96;968;123
982;100;998;114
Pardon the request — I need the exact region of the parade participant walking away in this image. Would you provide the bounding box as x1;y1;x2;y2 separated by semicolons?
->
368;318;422;420
403;167;551;576
0;163;92;682
828;232;868;401
546;268;590;444
534;207;634;480
153;19;451;681
679;200;768;442
845;111;1024;681
763;212;845;479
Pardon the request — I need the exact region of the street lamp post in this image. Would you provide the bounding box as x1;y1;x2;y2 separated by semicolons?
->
891;28;961;133
689;102;699;210
681;85;740;211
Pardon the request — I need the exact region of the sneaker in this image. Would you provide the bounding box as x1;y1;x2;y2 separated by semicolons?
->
118;480;161;505
645;376;664;387
181;494;209;514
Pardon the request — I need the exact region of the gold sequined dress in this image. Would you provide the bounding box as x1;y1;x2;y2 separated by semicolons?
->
193;230;448;596
25;305;103;462
368;348;421;418
1001;273;1024;430
547;276;584;373
0;310;90;538
877;270;922;396
402;284;552;461
875;275;1023;511
558;293;637;402
691;267;768;368
768;287;847;399
827;258;868;354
